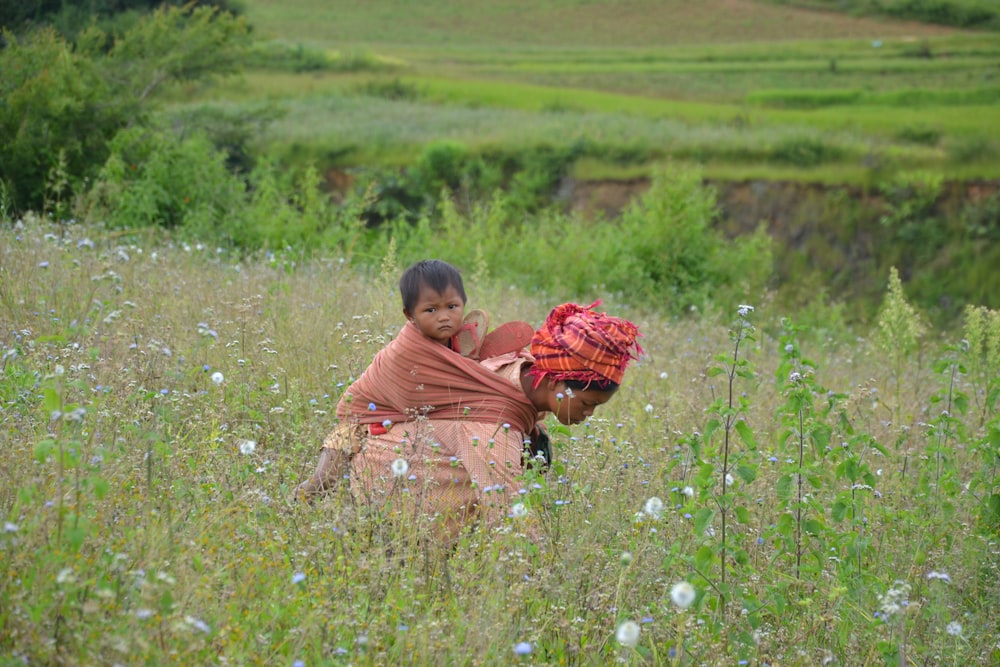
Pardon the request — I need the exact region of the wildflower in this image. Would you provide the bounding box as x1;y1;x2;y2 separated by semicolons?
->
185;615;211;634
738;304;755;317
390;458;409;477
211;372;224;385
238;439;256;455
513;642;532;656
927;571;952;583
616;620;641;648
644;403;654;413
292;572;306;584
620;551;633;565
293;661;305;667
367;402;377;411
556;392;564;400
511;502;528;519
134;608;153;619
682;486;694;498
381;419;392;429
946;621;962;637
659;372;669;379
565;387;575;398
643;496;664;520
877;580;911;618
670;581;696;609
3;522;17;533
725;473;735;486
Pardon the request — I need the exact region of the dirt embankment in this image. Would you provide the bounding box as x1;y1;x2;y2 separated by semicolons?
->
563;177;1000;243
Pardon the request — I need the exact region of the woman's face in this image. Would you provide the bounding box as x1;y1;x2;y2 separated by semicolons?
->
544;381;618;425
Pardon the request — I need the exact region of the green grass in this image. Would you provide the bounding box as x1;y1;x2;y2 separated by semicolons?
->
2;219;998;665
169;0;1000;182
242;0;968;50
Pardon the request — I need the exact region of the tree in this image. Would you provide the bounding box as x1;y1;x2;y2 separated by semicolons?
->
0;4;250;214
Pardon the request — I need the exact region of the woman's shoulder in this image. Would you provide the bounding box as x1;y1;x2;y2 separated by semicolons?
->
479;350;533;385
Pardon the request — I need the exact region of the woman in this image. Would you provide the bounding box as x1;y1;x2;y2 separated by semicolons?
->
298;301;642;535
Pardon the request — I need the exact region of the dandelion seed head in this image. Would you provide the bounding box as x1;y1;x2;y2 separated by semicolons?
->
390;458;409;477
946;621;962;637
211;372;224;385
670;581;696;609
616;620;641;648
643;496;664;520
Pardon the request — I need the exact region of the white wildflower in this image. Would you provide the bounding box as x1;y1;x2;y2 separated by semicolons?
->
643;496;664;520
670;581;696;609
616;620;640;648
878;580;911;618
390;458;409;477
211;372;224;385
238;439;256;455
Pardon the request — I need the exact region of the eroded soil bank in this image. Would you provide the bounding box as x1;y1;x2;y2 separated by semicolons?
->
566;177;1000;323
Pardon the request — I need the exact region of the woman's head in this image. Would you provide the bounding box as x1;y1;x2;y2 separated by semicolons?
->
527;300;642;424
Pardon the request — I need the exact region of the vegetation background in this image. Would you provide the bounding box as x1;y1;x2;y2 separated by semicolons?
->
1;1;998;665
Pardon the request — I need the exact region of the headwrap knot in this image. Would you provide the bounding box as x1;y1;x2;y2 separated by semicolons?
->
529;300;643;389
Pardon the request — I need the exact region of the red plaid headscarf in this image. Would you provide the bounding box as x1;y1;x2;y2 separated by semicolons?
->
529;300;643;388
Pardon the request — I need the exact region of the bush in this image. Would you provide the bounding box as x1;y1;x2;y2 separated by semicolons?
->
0;5;250;215
0;26;130;213
604;164;772;312
82;126;247;240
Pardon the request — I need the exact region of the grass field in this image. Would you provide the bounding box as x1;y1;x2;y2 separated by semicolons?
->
2;220;997;665
165;0;1000;181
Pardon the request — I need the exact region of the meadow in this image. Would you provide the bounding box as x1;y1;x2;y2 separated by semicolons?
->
165;0;1000;182
1;219;997;665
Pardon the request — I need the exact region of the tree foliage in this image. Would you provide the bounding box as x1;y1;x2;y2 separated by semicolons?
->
0;0;243;38
0;5;250;213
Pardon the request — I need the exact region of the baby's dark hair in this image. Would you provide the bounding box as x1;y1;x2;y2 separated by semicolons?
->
399;259;467;313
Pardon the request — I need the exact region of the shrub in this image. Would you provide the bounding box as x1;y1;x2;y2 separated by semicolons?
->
0;5;250;215
0;26;129;213
82;126;247;240
600;164;773;312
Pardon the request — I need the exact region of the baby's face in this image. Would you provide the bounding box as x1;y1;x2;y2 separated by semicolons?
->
405;283;466;345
